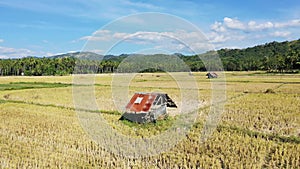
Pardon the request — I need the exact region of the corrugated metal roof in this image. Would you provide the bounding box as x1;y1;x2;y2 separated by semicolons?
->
125;93;157;113
122;92;177;123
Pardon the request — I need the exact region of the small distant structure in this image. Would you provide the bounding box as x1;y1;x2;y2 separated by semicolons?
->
120;92;177;123
206;72;218;79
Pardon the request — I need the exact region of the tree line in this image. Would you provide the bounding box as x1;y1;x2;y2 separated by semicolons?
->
0;39;299;76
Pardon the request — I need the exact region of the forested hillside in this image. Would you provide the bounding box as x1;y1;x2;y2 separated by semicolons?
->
218;39;300;71
0;39;299;76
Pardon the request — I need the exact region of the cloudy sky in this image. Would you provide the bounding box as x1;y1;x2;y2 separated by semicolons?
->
0;0;300;58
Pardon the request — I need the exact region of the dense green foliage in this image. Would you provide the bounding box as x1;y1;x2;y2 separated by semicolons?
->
0;39;299;76
183;39;300;72
0;57;75;76
218;39;300;72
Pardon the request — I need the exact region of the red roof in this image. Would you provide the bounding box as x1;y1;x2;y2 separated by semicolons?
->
125;93;157;112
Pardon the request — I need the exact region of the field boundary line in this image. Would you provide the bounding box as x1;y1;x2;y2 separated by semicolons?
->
0;99;121;115
217;125;300;144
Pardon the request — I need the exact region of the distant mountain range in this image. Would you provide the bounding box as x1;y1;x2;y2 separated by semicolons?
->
50;52;103;60
51;51;148;60
49;39;300;72
0;39;299;76
49;39;300;60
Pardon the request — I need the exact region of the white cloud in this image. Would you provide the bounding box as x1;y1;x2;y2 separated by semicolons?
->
270;31;291;38
208;32;229;43
220;17;274;31
0;46;34;58
248;21;274;30
208;17;299;48
208;32;246;44
126;30;213;52
112;32;129;39
0;46;55;58
77;29;213;54
211;22;226;32
0;39;4;43
85;49;104;54
80;30;112;41
126;32;165;42
274;19;300;28
44;52;56;57
94;30;111;35
223;17;245;30
79;30;206;44
154;43;188;53
212;17;300;33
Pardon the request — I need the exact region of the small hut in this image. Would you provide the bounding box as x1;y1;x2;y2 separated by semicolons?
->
120;92;177;123
206;72;218;79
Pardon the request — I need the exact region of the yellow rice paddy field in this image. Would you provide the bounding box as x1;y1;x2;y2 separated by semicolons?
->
0;72;299;168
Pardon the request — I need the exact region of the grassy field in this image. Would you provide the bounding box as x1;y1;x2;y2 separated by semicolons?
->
0;72;299;168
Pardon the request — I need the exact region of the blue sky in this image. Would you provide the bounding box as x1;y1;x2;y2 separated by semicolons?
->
0;0;300;58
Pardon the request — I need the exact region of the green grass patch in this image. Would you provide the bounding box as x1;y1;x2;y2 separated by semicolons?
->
135;79;148;82
120;116;175;131
0;99;6;104
0;82;71;91
100;110;122;115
